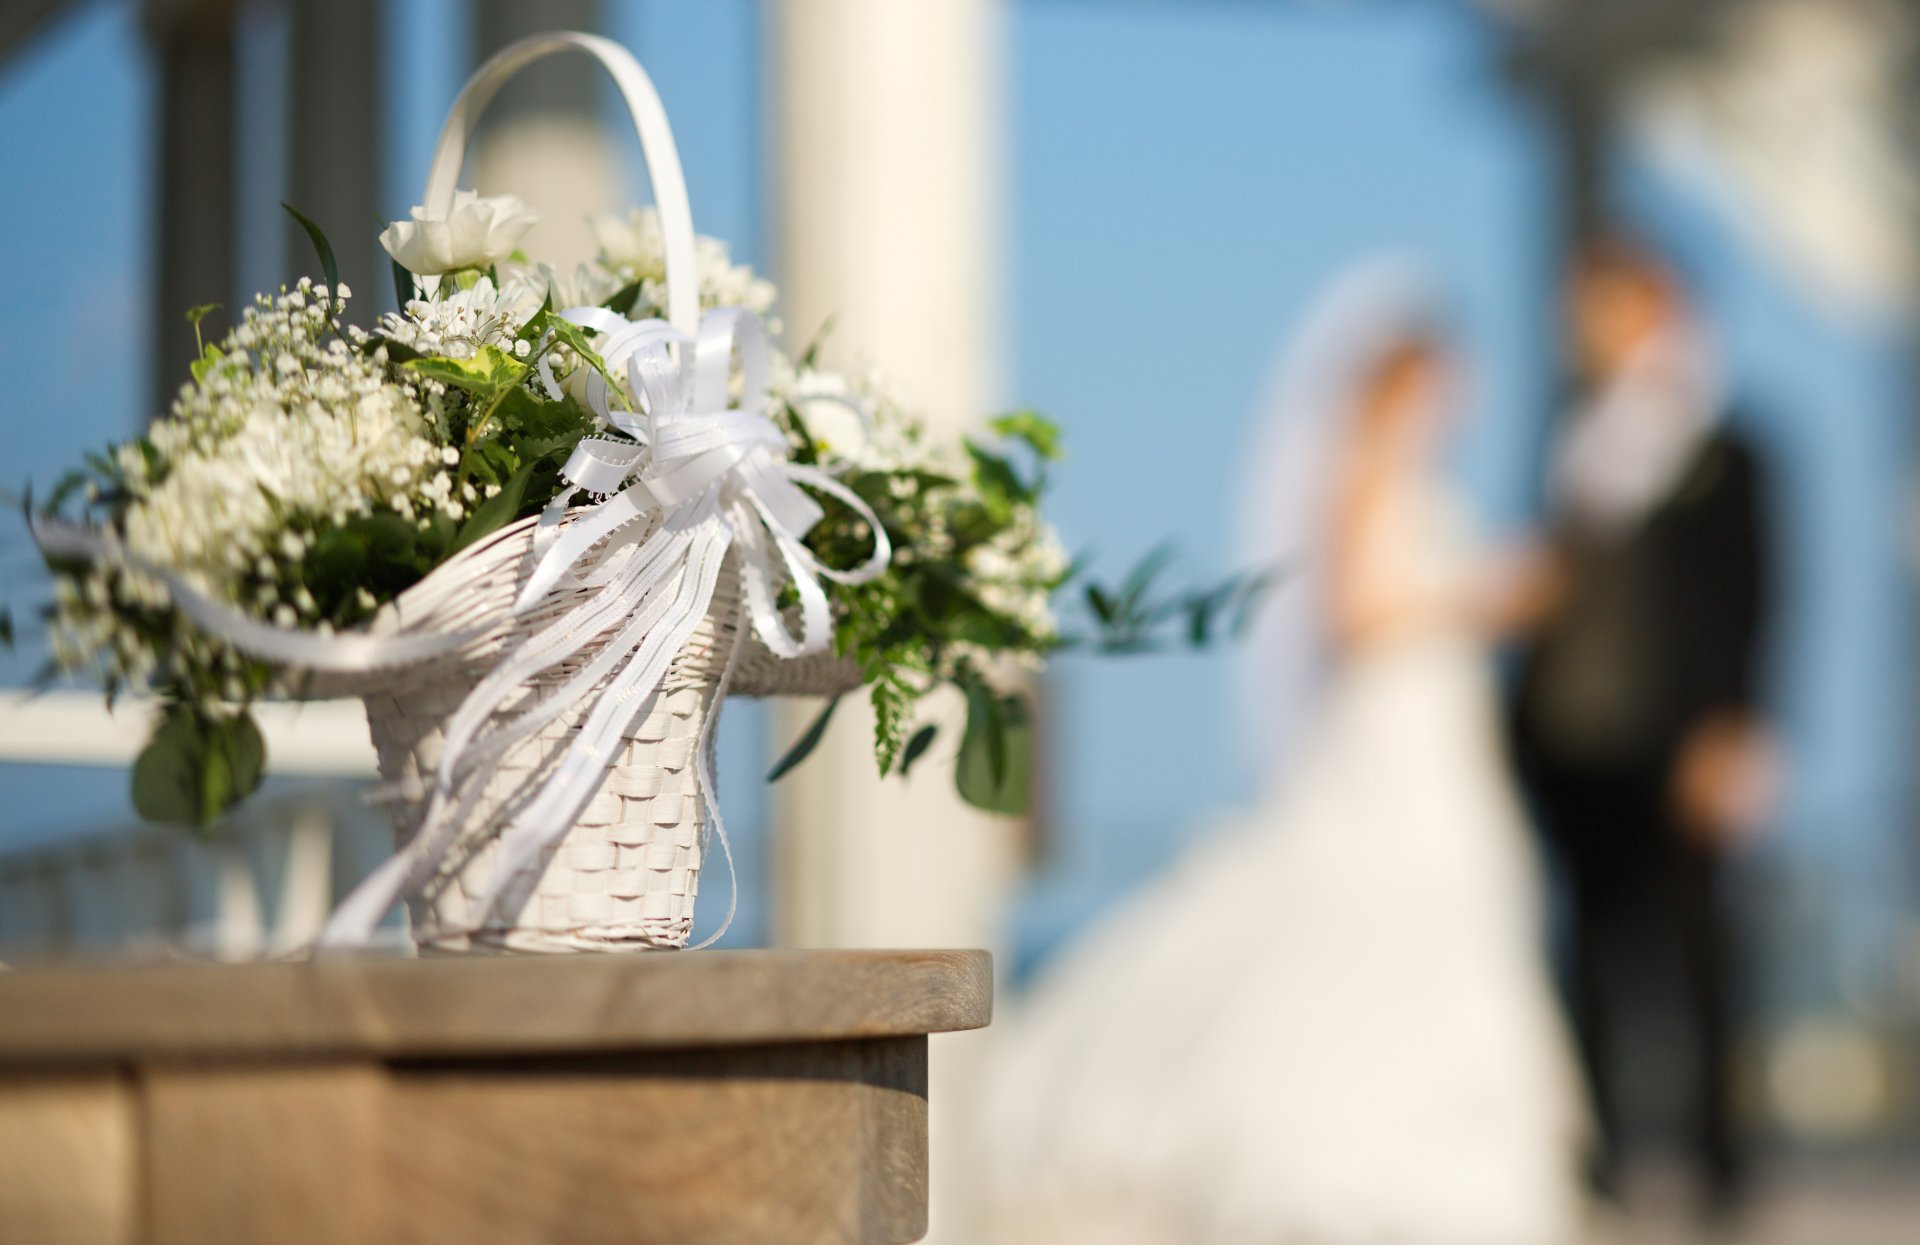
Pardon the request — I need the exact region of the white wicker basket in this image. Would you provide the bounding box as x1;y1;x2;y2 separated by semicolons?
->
306;33;872;953
342;522;860;953
338;35;729;953
308;513;739;952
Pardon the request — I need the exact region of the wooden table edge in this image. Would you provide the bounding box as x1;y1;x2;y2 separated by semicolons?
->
0;948;993;1063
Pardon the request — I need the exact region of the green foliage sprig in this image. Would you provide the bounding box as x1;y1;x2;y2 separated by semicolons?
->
767;395;1276;816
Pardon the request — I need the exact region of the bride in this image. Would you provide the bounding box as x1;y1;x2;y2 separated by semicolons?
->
985;261;1586;1245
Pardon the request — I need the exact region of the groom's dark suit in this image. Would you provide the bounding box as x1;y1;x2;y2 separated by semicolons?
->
1512;425;1774;1205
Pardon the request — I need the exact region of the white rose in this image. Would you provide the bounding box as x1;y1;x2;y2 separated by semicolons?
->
380;189;539;275
787;371;880;466
589;207;666;273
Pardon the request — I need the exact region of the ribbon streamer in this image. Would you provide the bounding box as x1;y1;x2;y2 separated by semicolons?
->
31;522;495;673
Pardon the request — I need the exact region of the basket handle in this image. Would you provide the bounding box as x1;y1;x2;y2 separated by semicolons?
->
422;31;699;335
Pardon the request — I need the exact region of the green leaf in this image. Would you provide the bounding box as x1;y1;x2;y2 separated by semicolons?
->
525;310;618;391
213;712;265;822
871;674;915;774
1186;589;1220;648
899;723;937;777
603;280;643;317
131;705;266;829
1120;543;1176;614
189;343;225;385
390;254;415;310
767;696;840;783
1229;566;1282;639
445;430;576;557
488;385;594;442
348;509;421;565
132;711;198;825
41;469;90;517
415;507;457;564
30;657;62;692
281;202;341;313
1067;550;1285;656
788;398;837;467
371;337;422;365
514;290;556;343
956;685;1032;815
965;441;1030;521
798;315;837;370
404;345;528;397
988;409;1064;461
448;455;541;555
457;436;520;490
185;302;221;354
81;450;118;485
305;531;372;619
946;601;1030;650
979;679;1008;786
1178;574;1260;651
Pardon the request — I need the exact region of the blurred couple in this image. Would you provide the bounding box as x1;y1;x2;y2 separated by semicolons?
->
988;239;1774;1244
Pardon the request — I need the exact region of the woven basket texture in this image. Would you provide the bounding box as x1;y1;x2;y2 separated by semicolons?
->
309;505;868;953
731;637;863;699
319;515;740;953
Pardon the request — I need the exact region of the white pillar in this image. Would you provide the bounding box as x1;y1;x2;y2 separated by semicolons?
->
268;803;335;956
467;0;621;271
769;4;1014;1241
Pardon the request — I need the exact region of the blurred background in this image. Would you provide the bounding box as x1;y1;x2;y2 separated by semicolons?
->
4;0;1920;1241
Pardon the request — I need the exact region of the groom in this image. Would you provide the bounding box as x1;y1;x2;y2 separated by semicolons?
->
1511;235;1776;1217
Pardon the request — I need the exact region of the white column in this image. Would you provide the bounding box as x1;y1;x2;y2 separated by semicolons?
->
467;0;621;271
769;4;1014;1241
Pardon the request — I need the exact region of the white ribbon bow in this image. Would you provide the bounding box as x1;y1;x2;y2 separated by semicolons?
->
316;304;888;948
528;303;889;657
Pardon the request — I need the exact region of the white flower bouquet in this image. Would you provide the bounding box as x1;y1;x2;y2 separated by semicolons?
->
32;34;1263;951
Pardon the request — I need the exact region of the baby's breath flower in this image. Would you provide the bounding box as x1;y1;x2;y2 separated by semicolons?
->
588;207;778;318
377;276;541;360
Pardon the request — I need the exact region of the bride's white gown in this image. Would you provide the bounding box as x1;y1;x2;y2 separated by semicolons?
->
987;485;1585;1245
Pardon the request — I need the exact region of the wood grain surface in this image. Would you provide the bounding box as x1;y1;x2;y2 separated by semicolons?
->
0;1074;135;1245
0;948;991;1060
0;950;985;1244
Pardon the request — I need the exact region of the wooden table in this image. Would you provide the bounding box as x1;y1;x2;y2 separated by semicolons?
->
0;949;992;1245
